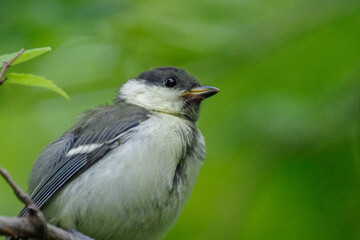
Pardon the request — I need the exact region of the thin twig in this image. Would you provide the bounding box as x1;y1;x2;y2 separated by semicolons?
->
0;48;25;85
0;167;48;238
0;167;92;240
0;168;32;206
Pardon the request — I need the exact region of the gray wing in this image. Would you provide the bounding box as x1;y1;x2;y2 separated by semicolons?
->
19;102;149;217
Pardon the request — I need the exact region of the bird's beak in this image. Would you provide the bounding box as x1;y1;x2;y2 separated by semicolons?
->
181;85;220;101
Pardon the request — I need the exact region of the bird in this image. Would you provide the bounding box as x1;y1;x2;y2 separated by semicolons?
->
14;67;219;240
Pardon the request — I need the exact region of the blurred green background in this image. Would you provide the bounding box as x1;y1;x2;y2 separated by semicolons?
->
1;0;360;239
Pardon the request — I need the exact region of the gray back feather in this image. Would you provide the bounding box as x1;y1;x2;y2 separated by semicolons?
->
27;101;150;199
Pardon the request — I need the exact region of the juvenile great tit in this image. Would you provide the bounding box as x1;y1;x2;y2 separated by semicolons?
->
15;67;219;240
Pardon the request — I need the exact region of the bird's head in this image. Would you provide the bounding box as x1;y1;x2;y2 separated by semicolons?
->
118;67;219;122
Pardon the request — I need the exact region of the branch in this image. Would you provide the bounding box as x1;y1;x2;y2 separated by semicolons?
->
0;48;24;85
0;167;88;240
0;216;84;240
0;168;32;206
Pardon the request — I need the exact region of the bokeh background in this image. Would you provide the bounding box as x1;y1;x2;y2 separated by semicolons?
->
1;0;360;239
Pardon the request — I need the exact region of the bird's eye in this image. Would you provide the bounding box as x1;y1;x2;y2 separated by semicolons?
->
164;77;177;88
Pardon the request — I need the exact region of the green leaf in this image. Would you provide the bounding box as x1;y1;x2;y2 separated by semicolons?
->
5;73;69;100
0;47;52;68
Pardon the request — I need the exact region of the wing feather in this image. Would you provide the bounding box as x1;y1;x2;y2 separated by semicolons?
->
19;102;149;217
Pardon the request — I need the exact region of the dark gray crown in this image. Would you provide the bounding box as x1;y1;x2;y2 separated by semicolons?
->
137;67;200;91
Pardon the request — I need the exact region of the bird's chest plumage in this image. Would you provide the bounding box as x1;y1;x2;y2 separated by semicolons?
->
44;113;205;240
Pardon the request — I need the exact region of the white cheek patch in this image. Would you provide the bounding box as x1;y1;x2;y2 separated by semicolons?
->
66;143;103;157
119;80;185;114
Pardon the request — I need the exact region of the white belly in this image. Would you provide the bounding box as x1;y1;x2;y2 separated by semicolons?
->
43;113;205;240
